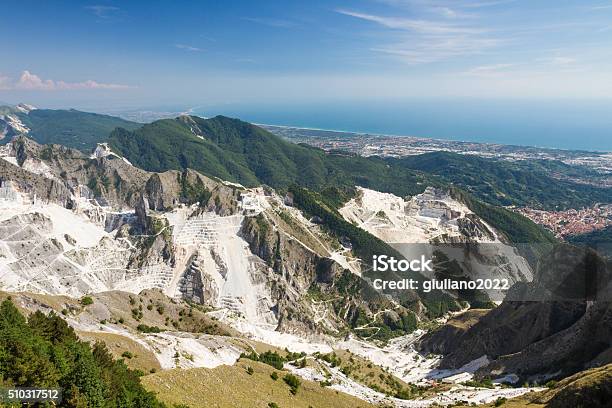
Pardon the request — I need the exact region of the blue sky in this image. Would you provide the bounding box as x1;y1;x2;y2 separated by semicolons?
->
2;0;612;109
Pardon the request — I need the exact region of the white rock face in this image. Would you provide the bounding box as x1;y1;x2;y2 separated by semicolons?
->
167;211;273;322
66;311;243;371
0;188;173;296
340;186;534;286
340;186;492;243
15;103;37;114
90;142;133;165
0;113;30;134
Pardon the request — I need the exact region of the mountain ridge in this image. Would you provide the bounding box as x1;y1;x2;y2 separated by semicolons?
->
106;114;558;245
0;104;140;150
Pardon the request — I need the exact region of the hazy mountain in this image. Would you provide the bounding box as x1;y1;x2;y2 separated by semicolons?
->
0;104;140;150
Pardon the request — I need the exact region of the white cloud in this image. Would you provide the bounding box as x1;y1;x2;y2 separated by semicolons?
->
86;5;119;19
430;6;477;19
242;17;297;28
8;71;131;91
434;7;459;18
463;63;517;77
336;9;483;34
377;0;515;10
337;8;501;64
548;56;576;65
460;0;517;8
175;44;202;52
0;74;11;90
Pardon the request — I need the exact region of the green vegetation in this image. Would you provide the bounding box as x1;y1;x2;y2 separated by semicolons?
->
319;352;342;368
567;226;612;258
177;171;212;206
288;185;406;263
463;378;495;389
107;115;433;194
450;188;556;244
240;350;286;370
289;185;460;319
80;295;94;306
11;108;140;151
136;324;162;333
494;397;507;406
142;360;374;408
0;299;165;407
283;373;301;395
392;151;611;210
315;350;421;400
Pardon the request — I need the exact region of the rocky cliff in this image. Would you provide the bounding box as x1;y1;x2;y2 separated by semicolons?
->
419;245;612;382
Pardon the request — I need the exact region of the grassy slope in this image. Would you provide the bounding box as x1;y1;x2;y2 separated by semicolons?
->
78;330;162;373
143;359;376;408
325;350;416;397
1;290;410;406
453;363;612;408
0;296;166;407
16;109;140;151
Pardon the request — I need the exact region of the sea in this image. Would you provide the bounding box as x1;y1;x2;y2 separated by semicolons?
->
192;99;612;152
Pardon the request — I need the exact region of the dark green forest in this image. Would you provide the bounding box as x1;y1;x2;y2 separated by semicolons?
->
392;152;611;210
0;299;167;407
11;109;140;151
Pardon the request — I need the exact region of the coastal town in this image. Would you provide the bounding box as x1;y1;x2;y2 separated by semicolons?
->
263;124;612;186
516;204;611;239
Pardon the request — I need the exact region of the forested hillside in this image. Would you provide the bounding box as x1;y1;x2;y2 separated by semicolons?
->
0;299;167;407
5;108;140;151
108;115;434;195
392;152;611;210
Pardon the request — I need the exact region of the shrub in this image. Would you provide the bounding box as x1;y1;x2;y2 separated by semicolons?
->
283;373;301;395
494;397;507;407
270;371;279;381
121;351;133;359
246;366;254;375
80;296;94;306
241;350;286;370
136;324;162;333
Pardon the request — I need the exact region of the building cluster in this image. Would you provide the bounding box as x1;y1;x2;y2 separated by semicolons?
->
517;205;612;238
